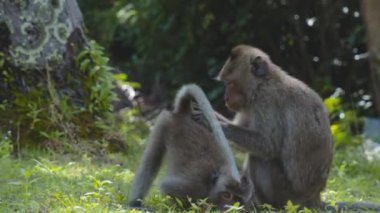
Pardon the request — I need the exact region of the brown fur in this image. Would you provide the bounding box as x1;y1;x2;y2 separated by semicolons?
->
217;45;334;208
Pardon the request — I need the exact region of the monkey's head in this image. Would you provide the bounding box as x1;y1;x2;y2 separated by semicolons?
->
208;170;254;210
216;44;271;112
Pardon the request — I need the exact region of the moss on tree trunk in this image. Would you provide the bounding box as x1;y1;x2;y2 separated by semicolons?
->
0;0;121;153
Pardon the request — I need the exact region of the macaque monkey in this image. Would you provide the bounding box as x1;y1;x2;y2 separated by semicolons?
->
215;45;334;208
128;84;254;210
211;45;380;211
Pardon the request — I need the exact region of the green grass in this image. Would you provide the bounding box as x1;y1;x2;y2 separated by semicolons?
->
0;152;135;212
0;145;379;212
324;146;380;203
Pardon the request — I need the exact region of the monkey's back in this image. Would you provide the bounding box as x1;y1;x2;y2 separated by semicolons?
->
248;73;333;207
163;112;227;181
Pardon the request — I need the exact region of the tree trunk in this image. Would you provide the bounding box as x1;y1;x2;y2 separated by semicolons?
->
0;0;86;100
0;0;89;151
361;0;380;116
0;0;128;153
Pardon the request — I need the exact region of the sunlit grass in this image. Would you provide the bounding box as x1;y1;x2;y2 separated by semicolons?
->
324;146;380;203
0;152;135;212
0;146;379;212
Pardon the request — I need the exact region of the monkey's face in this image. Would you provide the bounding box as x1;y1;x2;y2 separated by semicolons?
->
217;48;250;112
217;45;269;112
209;174;254;210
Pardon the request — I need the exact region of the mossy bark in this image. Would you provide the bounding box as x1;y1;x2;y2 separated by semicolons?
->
361;0;380;116
0;0;86;101
0;0;90;151
0;0;130;154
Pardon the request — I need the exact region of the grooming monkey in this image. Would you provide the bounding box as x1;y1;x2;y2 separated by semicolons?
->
210;44;334;208
128;84;254;210
203;44;380;211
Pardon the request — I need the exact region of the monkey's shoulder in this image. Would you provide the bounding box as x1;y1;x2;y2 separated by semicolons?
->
265;76;326;112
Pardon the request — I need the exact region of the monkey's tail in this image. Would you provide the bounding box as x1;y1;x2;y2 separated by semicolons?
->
173;87;192;115
173;84;240;180
321;201;380;211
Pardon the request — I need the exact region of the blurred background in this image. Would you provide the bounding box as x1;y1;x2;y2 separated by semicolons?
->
78;0;376;116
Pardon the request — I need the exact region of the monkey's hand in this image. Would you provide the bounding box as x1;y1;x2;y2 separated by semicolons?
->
190;101;232;132
215;111;233;125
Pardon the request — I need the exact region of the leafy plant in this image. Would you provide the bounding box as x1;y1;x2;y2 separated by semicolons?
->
324;88;363;148
0;39;142;154
76;40;117;114
0;131;12;158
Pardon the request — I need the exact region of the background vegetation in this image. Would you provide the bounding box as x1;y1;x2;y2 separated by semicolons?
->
79;0;375;115
0;0;379;212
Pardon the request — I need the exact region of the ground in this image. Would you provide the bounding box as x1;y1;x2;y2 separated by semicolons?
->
0;144;379;212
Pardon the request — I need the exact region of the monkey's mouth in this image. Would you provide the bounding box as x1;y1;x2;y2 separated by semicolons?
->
224;81;233;102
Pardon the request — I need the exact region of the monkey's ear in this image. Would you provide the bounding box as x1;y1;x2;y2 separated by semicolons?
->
251;56;268;77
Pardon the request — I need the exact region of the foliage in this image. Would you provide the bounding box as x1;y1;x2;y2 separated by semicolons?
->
0;131;12;158
78;0;126;48
0;40;140;153
78;0;372;114
76;40;117;114
324;89;363;148
0;143;378;212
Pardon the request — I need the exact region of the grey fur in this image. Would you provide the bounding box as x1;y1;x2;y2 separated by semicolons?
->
128;84;253;209
174;84;240;180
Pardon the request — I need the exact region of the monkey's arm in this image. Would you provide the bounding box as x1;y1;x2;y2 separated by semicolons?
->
128;137;166;207
221;123;277;159
191;110;277;158
128;113;168;207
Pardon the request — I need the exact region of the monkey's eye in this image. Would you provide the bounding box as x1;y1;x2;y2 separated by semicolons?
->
251;60;259;70
221;192;234;201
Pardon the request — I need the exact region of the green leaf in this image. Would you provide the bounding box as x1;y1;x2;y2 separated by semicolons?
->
324;97;341;114
76;50;88;65
80;59;91;72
